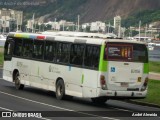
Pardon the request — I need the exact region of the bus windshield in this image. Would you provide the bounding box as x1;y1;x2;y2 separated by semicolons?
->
105;42;148;63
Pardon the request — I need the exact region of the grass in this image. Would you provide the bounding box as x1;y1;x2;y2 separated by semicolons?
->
0;52;3;65
149;61;160;73
0;47;4;65
136;80;160;106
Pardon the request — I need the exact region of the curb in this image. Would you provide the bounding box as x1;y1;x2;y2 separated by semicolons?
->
125;100;160;108
149;72;160;76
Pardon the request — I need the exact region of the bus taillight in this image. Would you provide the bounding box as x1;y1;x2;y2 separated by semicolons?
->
141;77;148;91
144;77;149;87
100;75;106;89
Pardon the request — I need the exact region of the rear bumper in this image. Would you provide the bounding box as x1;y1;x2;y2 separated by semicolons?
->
97;88;147;99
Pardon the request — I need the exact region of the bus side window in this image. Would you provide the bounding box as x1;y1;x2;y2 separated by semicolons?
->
44;41;56;61
56;42;70;63
92;46;100;68
4;40;14;61
70;44;85;66
13;38;23;56
33;40;44;60
23;39;33;58
84;45;100;69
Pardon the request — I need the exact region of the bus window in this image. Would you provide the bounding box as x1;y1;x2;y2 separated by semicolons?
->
23;39;33;58
84;45;100;69
105;43;148;63
33;40;44;60
70;44;85;66
4;39;14;61
13;38;23;56
132;44;148;63
56;42;70;63
44;41;56;61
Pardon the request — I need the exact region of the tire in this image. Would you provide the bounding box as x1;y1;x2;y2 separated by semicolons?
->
91;97;108;104
56;79;65;100
14;72;24;90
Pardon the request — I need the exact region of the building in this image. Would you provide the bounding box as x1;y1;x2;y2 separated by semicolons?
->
0;8;23;32
114;16;121;37
90;21;106;32
133;33;154;42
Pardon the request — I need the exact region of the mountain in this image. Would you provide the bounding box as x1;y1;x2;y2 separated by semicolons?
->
1;0;160;23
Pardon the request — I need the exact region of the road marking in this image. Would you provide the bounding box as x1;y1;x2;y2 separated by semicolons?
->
0;91;120;120
0;106;13;111
111;107;132;112
0;91;73;111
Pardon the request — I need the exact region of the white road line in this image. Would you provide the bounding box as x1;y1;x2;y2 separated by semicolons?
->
102;117;120;120
0;91;73;111
0;106;13;111
0;91;120;120
111;107;133;112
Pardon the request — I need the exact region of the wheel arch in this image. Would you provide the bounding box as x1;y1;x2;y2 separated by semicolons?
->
55;77;64;86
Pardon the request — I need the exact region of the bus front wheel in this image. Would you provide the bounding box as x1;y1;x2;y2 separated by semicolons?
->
56;79;65;100
91;97;108;104
14;72;24;90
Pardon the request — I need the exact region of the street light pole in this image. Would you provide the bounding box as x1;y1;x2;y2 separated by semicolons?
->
77;15;80;31
139;20;141;41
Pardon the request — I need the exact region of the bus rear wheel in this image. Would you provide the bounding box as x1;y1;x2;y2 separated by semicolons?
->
14;72;24;90
91;97;108;104
56;79;65;100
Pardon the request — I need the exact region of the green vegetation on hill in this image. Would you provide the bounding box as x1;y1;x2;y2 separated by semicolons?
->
0;0;87;21
122;9;160;28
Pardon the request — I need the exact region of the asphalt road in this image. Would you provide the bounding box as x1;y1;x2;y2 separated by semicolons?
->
0;69;159;120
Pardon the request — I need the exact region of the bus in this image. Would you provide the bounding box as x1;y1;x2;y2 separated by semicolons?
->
3;32;149;103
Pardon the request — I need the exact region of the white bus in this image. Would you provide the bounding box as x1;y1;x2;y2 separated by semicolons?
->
3;32;149;103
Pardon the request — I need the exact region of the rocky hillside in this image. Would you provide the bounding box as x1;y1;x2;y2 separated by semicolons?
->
81;0;160;22
1;0;160;23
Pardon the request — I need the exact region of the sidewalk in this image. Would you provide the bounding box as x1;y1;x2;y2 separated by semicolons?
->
149;72;160;80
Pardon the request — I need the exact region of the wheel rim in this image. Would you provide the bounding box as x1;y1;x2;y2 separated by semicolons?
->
57;85;63;97
15;75;20;87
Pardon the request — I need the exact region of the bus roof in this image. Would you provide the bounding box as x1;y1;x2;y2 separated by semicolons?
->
42;31;111;38
8;32;145;45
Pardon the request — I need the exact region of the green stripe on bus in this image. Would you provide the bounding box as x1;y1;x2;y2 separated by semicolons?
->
81;74;84;84
99;45;108;72
144;63;149;73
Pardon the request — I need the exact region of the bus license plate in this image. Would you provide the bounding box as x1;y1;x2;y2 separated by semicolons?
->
121;82;128;87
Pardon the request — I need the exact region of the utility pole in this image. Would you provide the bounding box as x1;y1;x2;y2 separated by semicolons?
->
32;13;35;33
139;20;141;41
77;15;80;31
145;24;147;41
63;22;64;31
